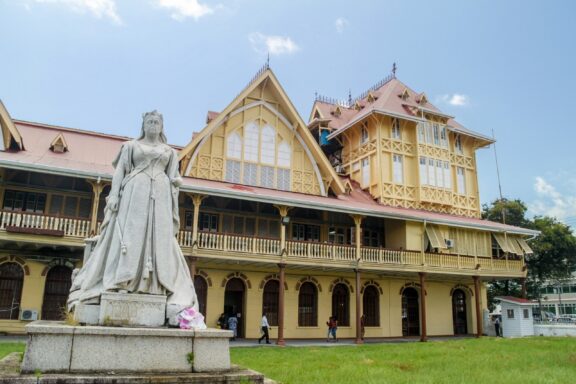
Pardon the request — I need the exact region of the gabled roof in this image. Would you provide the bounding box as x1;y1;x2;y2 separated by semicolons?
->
178;66;346;195
0;100;24;150
495;296;534;306
49;132;69;153
311;78;493;145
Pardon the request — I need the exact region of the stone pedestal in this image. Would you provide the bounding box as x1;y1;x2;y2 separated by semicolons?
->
22;321;233;374
99;292;166;327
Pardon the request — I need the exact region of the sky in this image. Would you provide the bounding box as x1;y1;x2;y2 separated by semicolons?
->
1;0;575;225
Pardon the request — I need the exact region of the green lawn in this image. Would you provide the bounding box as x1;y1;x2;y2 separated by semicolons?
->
231;337;576;384
0;342;25;359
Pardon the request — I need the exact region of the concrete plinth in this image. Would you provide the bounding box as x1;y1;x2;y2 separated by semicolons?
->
99;292;166;327
22;321;233;374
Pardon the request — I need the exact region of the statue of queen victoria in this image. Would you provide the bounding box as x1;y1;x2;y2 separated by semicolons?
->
68;111;198;320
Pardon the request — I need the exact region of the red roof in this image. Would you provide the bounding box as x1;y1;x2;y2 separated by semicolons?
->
495;296;534;305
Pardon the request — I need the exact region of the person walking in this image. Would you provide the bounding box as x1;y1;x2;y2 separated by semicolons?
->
326;316;333;342
360;314;366;340
258;312;271;344
228;315;238;340
217;313;227;329
494;316;501;337
326;316;338;342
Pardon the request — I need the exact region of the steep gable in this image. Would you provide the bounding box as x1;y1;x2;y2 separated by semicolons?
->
179;66;345;196
0;100;24;151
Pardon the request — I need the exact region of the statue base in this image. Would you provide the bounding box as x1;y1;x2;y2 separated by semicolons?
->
21;321;233;374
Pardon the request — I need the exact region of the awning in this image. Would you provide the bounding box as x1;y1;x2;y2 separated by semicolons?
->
426;225;446;249
516;237;534;255
493;233;514;254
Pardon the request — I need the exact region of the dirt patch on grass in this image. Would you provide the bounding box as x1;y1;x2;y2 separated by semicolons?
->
568;354;576;364
391;362;415;371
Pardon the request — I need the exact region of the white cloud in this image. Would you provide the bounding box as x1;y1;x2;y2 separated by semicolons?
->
154;0;214;21
528;177;576;221
249;33;299;56
335;17;349;33
33;0;122;24
438;93;469;106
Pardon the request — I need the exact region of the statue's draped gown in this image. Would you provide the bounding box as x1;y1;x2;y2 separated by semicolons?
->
68;140;198;311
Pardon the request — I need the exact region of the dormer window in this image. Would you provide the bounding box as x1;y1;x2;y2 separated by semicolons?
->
417;93;428;105
367;92;377;103
333;106;342;117
399;88;410;100
49;133;68;153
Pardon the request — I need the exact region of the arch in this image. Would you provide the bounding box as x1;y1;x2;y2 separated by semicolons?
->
224;277;246;338
329;277;353;294
226;132;242;159
452;289;468;335
194;275;208;316
196;270;213;287
363;285;380;327
295;276;322;293
0;262;24;320
259;274;288;291
402;287;420;336
221;272;251;289
187;101;328;196
41;265;72;320
41;258;76;277
449;284;473;297
0;256;30;275
361;280;383;295
262;280;279;326
298;281;317;326
332;283;350;326
399;282;426;296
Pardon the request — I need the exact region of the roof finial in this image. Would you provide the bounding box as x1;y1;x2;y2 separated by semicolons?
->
266;52;270;68
348;89;352;106
392;62;397;77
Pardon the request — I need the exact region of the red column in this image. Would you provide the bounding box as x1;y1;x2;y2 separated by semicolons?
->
473;276;482;338
355;269;363;344
419;272;427;342
276;263;286;346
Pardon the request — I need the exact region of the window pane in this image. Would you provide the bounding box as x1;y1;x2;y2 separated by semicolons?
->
362;158;370;187
277;168;290;191
243;163;258;186
244;122;259;162
261;166;275;188
261;125;276;165
225;160;241;183
78;198;91;218
419;157;428;185
64;196;78;216
226;132;242;159
428;159;435;186
278;141;291;167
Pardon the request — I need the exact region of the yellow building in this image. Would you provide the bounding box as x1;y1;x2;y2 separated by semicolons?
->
0;66;536;341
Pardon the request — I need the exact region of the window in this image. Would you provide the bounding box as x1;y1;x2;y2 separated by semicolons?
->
360;124;369;145
417;123;425;142
393;154;403;184
391;118;401;140
419;157;428;185
261;125;276;165
435;160;443;188
277;169;291;191
426;123;434;145
0;263;24;320
443;161;452;189
361;158;370;187
328;226;346;244
352;162;360;172
298;282;317;326
332;284;350;326
41;266;72;320
455;135;463;154
507;309;515;319
292;223;320;242
243;163;258;186
440;126;448;148
244;123;259;162
523;309;530;319
263;280;279;326
225;160;241;183
194;276;208;316
278;141;291;167
433;124;440;146
261;166;275;188
199;213;218;232
428;158;436;186
226;132;242;159
457;167;466;194
3;190;46;213
362;228;381;247
363;285;380;326
258;219;280;238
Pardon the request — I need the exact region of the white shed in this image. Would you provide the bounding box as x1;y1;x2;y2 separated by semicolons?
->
495;296;534;338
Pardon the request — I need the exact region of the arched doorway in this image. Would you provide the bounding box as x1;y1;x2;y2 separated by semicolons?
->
0;263;24;320
262;280;279;326
42;266;72;320
452;289;468;335
332;283;350;326
298;282;317;326
402;287;420;336
224;278;246;338
194;275;208;317
363;285;380;327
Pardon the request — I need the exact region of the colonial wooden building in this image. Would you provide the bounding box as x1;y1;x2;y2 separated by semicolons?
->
0;66;537;341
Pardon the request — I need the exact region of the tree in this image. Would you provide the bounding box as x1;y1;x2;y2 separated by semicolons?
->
482;199;576;307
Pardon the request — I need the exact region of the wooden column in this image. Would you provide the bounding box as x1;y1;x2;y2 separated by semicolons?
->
354;268;363;344
275;205;291;256
473;276;482;338
87;179;106;236
419;272;427;342
277;263;286;346
190;194;205;247
351;215;364;259
187;256;197;279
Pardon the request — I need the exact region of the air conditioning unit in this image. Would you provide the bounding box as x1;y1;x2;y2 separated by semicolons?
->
20;309;38;321
445;239;455;248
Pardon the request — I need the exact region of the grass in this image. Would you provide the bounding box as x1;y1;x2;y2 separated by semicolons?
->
231;337;576;384
0;342;25;360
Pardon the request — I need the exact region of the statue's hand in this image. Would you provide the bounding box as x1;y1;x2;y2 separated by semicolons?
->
107;195;119;212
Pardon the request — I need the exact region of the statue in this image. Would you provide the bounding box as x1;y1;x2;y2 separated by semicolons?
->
68;111;198;321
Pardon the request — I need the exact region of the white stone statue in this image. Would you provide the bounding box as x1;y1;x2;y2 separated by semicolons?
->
68;111;198;320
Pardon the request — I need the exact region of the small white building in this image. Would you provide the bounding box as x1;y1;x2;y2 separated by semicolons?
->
495;296;534;338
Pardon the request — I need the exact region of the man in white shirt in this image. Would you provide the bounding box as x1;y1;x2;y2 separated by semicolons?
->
258;312;271;344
